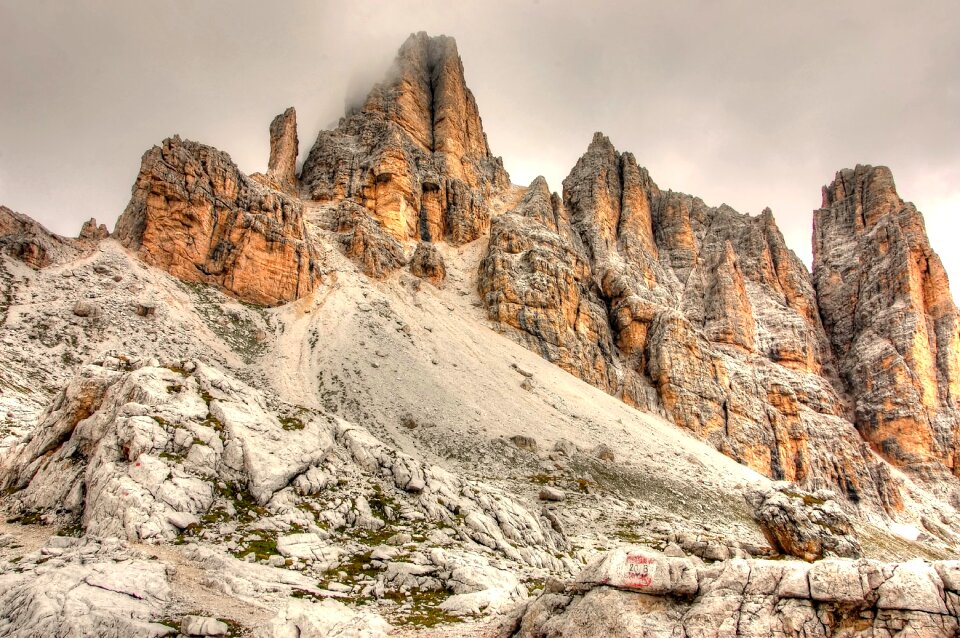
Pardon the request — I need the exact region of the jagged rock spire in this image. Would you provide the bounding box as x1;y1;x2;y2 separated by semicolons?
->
301;32;508;248
266;107;299;196
814;164;960;472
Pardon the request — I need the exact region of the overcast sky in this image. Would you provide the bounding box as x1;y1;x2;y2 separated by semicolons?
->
1;1;958;281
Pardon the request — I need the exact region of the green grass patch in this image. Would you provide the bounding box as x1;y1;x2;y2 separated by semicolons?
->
217;482;268;523
279;415;305;431
386;589;464;628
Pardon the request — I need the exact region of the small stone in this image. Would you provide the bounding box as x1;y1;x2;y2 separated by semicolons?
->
510;435;538;452
663;543;685;558
593;444;615;462
539;487;565;502
72;301;100;318
166;511;199;530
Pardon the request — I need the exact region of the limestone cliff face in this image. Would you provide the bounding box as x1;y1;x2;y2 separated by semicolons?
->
814;165;960;475
479;177;623;398
481;135;903;509
252;107;300;196
301;32;509;248
115;136;322;306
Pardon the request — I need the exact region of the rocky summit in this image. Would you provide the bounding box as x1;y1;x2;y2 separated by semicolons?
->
1;31;960;638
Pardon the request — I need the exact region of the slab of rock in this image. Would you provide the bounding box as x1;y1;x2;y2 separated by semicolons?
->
574;547;698;597
745;483;861;561
181;615;229;636
877;561;949;614
512;550;960;638
254;598;390;638
276;533;340;562
0;541;173;637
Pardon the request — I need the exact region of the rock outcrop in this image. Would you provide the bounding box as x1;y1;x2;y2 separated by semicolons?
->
814;165;960;476
479;177;620;396
323;200;408;278
0;205;82;268
79;217;110;241
410;241;446;286
506;547;960;637
746;483;862;561
301;32;509;250
114;136;322;306
267;107;299;195
481;135;901;510
0;359;568;568
251;107;300;196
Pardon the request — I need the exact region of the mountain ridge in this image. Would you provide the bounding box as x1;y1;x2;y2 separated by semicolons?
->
1;30;959;637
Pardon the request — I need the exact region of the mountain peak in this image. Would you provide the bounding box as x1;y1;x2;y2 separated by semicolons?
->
300;32;508;247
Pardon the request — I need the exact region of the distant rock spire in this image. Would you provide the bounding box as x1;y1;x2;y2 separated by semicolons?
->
266;107;299;196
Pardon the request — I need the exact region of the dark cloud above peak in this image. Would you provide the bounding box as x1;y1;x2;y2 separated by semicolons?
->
1;0;957;282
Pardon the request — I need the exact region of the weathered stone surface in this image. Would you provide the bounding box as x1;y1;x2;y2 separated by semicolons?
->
323;200;407;278
182;615;229;636
79;217;110;241
254;598;390;638
0;538;173;637
266;107;299;196
409;241;446;286
0;358;567;569
115;136;322;306
746;483;861;561
510;549;960;638
0;205;81;268
814;165;960;476
72;300;101;318
480;135;899;509
301;32;508;248
479;177;624;399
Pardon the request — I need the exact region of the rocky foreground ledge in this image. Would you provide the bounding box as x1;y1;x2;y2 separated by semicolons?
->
503;547;960;637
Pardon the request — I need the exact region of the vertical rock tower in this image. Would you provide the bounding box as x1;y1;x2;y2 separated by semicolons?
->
814;165;960;475
301;32;509;245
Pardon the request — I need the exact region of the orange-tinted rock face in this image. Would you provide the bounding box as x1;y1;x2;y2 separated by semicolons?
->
409;242;446;287
326;200;407;279
479;177;630;402
115;137;322;306
814;165;960;474
480;135;910;509
267;107;299;196
301;32;508;247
